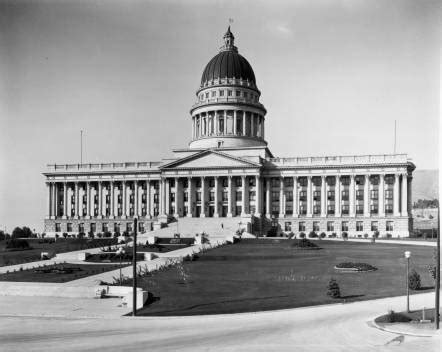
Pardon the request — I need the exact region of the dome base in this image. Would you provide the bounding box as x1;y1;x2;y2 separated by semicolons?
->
189;136;267;149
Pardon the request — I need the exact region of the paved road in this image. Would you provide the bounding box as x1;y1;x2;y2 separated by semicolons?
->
0;292;439;351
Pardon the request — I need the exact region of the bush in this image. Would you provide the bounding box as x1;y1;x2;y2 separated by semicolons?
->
77;232;85;239
11;227;24;239
267;227;278;237
62;232;68;239
88;231;94;239
408;269;421;290
357;234;362;238
103;231;112;238
96;233;103;238
327;278;341;298
386;233;392;239
331;232;337;238
364;233;368;238
335;262;377;271
320;232;326;239
299;232;306;239
6;239;31;250
0;230;5;241
291;238;319;249
308;231;318;238
374;230;380;239
342;232;348;240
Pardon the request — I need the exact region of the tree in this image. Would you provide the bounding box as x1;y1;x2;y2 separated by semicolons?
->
0;230;5;241
427;249;437;281
327;278;341;298
22;226;33;238
342;232;348;240
408;269;421;290
11;227;24;239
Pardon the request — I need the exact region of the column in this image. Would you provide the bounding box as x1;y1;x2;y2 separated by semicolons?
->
279;177;285;218
306;176;312;217
165;179;170;215
51;182;56;218
133;180;138;217
321;176;326;217
84;182;90;218
241;175;246;216
187;177;193;217
364;175;370;217
227;176;233;217
109;182;114;218
401;174;408;217
251;114;255;137
293;176;298;217
265;178;271;218
242;111;246;136
62;182;68;219
214;176;219;217
174;177;180;217
146;180;151;218
214;113;218;135
121;181;127;218
335;176;341;217
393;174;400;216
46;183;52;218
97;181;103;218
349;175;355;217
255;175;261;216
233;111;237;135
379;174;385;216
200;176;206;217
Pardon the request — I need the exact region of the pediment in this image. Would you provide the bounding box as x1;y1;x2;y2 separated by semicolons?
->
161;150;261;170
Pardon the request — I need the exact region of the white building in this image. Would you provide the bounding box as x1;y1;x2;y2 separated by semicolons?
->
43;28;415;237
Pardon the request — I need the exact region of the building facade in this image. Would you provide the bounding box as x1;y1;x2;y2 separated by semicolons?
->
43;28;415;237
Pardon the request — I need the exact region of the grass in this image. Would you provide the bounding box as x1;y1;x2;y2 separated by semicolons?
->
0;263;127;283
0;238;117;267
131;239;435;316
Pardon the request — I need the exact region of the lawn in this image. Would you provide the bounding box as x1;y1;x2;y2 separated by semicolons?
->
133;239;435;316
0;263;126;283
0;238;117;267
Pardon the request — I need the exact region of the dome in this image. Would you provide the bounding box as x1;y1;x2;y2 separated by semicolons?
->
200;27;256;85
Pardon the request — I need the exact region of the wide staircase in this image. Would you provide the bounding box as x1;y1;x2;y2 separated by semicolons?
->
138;217;247;243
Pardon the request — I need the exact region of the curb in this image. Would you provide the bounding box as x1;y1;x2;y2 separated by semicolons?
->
370;318;436;337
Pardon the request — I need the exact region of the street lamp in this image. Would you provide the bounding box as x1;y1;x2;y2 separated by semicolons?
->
116;246;126;285
404;250;411;312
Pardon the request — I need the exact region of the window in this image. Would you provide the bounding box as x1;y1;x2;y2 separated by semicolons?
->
184;192;188;202
341;205;349;215
385;175;395;185
55;223;61;232
102;223;108;232
249;177;255;187
341;221;349;231
313;222;320;231
183;179;188;188
244;91;248;98
222;191;228;202
371;190;378;200
284;222;292;231
386;221;394;231
222;178;228;187
170;192;175;202
236;90;240;97
90;223;96;233
327;221;334;232
286;204;293;214
299;177;307;187
356;190;364;200
341;191;349;201
286;191;293;202
236;205;242;215
236;178;242;187
327;190;335;200
370;204;378;214
205;92;209;99
219;90;224;96
154;194;159;203
272;178;280;187
284;178;293;187
327;205;335;215
79;223;84;233
114;223;120;233
341;177;350;186
228;90;232;96
249;191;256;202
66;223;72;232
385;190;393;199
371;221;378;231
299;191;307;201
355;176;364;185
139;222;145;233
272;205;279;214
236;191;242;201
313;191;321;201
127;223;133;232
209;178;215;187
196;192;201;202
118;194;122;203
299;222;306;232
169;179;175;188
385;204;393;214
195;179;201;188
211;91;216;97
299;206;307;215
209;191;215;201
356;221;363;231
272;192;279;201
313;205;321;215
356;205;364;214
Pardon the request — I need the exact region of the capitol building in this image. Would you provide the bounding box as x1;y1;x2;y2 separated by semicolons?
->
43;28;415;238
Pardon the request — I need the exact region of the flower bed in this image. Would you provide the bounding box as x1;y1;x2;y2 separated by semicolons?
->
85;252;145;263
334;262;377;272
290;239;321;249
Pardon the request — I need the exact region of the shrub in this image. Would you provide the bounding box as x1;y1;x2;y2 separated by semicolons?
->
357;234;362;238
386;233;392;239
427;249;437;281
335;262;377;271
327;278;341;298
11;227;25;239
374;230;380;238
6;239;31;250
77;232;85;239
364;233;368;238
331;232;337;238
0;230;6;241
62;232;68;239
342;232;348;240
299;232;306;239
308;231;318;238
88;231;94;239
96;233;103;238
291;238;319;249
267;227;277;237
320;232;326;239
408;269;421;290
103;231;112;238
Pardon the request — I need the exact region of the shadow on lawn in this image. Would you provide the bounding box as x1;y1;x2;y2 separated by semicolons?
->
340;294;365;300
416;285;435;291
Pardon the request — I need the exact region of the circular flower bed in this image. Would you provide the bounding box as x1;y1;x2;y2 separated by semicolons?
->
334;262;377;272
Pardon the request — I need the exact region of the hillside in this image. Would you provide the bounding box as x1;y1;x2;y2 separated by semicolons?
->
412;169;438;201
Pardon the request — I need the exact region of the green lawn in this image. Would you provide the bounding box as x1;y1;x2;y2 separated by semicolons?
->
0;263;126;283
133;239;435;316
0;238;117;267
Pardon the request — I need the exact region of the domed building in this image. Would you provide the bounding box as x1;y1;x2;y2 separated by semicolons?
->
43;28;415;238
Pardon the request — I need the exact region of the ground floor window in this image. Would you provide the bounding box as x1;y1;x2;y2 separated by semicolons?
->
55;223;61;232
356;205;364;214
299;221;305;232
79;223;84;233
67;223;72;232
341;205;349;215
236;205;242;215
313;205;321;215
341;221;348;232
90;223;96;233
139;222;145;233
313;221;320;232
386;221;394;231
126;223;133;233
371;221;378;231
284;222;291;231
114;223;120;233
102;223;108;232
327;221;334;231
385;204;393;214
356;221;363;231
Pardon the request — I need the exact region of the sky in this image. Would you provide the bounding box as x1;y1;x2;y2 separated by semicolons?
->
0;0;439;232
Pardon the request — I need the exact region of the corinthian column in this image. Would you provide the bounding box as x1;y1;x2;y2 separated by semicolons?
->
279;177;285;218
109;181;115;219
379;175;385;216
349;175;355;217
306;176;312;217
265;178;271;218
86;182;91;219
293;176;298;217
255;175;261;216
214;176;219;217
335;176;341;217
46;182;52;219
98;181;103;219
393;174;400;216
200;177;206;218
321;176;326;217
187;177;193;217
121;181;127;218
62;182;68;219
241;175;246;216
227;176;233;217
364;175;370;217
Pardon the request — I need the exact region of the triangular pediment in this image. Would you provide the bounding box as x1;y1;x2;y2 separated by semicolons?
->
160;150;261;170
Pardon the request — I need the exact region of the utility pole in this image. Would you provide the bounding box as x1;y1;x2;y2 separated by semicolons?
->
435;207;440;329
132;217;138;316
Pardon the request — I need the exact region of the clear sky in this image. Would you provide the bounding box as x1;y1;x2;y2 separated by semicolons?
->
0;0;439;232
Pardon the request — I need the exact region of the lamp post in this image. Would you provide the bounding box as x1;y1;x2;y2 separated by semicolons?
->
132;217;138;316
116;246;125;285
435;207;440;330
404;250;411;313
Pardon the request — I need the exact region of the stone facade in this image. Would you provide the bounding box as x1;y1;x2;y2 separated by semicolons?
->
43;28;415;238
